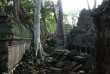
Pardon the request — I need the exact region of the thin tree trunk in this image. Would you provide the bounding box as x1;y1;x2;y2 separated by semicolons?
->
41;1;50;41
43;18;48;41
93;0;96;9
52;3;57;23
87;0;90;10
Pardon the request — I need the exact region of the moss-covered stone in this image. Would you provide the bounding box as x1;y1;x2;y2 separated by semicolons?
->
0;34;12;40
0;9;32;73
12;22;31;39
0;11;32;40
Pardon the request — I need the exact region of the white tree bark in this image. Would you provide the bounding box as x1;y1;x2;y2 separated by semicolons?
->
34;0;46;61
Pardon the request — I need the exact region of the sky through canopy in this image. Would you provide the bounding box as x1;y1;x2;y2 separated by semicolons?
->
53;0;103;13
53;0;103;25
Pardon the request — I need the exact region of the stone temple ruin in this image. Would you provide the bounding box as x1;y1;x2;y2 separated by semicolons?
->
63;24;72;35
68;9;96;55
1;0;110;74
0;6;31;73
92;0;110;74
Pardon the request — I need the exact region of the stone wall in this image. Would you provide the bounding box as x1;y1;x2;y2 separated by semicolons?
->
0;7;31;73
92;0;110;74
68;9;96;55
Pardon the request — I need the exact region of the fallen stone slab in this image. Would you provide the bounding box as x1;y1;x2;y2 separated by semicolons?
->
55;60;65;68
62;62;78;72
74;56;86;64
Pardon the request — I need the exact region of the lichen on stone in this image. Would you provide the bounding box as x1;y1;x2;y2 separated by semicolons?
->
0;11;32;40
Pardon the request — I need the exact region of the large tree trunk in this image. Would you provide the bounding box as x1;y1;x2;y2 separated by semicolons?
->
20;4;33;30
55;0;67;44
55;0;64;40
13;0;21;21
41;2;51;41
13;0;33;30
42;18;51;41
34;0;46;61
